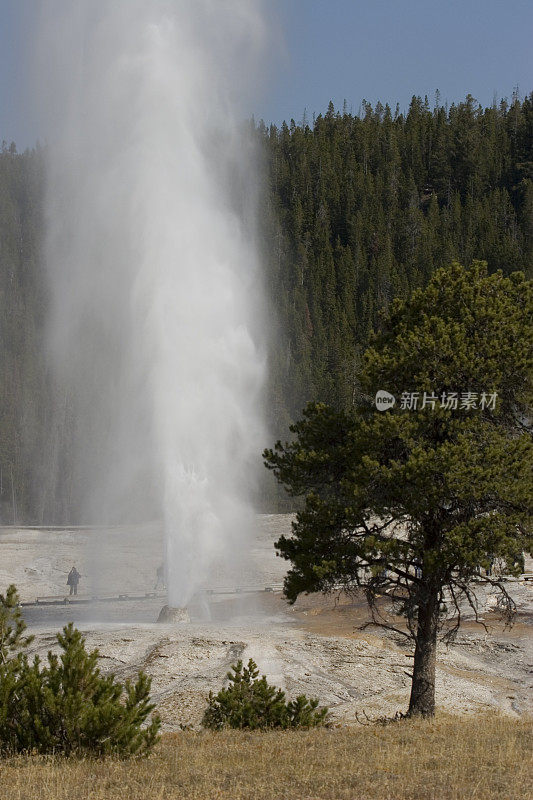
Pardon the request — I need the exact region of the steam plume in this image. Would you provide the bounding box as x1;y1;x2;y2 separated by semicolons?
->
38;0;267;605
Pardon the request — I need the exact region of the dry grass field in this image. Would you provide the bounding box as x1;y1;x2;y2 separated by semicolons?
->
0;714;531;800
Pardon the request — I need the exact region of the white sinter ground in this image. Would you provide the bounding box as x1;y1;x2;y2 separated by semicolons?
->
1;516;532;729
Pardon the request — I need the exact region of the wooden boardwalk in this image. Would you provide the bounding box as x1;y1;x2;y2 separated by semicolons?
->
21;584;284;607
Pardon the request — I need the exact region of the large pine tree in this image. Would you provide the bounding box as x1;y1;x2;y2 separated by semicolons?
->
265;262;533;717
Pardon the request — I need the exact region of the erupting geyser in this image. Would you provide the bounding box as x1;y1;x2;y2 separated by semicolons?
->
38;1;268;607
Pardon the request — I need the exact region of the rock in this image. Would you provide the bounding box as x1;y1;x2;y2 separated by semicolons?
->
157;604;190;623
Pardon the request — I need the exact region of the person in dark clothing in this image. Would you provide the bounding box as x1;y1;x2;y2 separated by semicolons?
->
154;563;166;590
67;566;80;596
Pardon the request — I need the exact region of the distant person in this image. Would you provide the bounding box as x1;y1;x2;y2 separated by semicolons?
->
154;563;166;591
67;566;80;596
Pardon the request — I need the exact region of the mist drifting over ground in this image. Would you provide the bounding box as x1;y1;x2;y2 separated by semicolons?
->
37;0;268;606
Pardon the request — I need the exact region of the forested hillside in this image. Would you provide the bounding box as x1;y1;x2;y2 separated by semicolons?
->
0;143;46;523
259;93;533;430
1;93;532;521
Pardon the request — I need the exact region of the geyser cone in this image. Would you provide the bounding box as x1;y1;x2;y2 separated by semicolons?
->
157;605;190;624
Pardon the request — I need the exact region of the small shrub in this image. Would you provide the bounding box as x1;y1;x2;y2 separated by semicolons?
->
0;584;34;658
202;658;329;730
0;585;160;757
0;584;34;747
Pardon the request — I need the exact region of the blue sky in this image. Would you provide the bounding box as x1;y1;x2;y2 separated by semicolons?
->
260;0;533;125
1;0;532;148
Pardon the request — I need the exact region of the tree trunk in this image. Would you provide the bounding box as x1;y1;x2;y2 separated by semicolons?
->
408;585;440;717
